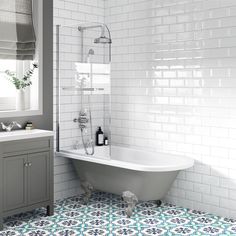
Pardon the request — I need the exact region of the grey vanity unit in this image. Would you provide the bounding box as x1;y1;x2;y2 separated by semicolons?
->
0;130;54;230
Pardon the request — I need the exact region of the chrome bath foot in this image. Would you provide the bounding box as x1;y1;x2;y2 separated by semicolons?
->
122;191;138;218
81;181;94;204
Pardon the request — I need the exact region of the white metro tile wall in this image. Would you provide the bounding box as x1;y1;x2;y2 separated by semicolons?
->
105;0;236;218
53;0;106;200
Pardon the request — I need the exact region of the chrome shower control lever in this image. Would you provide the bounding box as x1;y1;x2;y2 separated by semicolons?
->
73;117;89;124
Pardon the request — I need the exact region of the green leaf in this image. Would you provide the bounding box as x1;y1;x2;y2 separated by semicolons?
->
3;62;38;90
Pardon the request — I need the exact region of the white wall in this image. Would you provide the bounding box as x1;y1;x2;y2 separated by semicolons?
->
53;0;106;200
105;0;236;218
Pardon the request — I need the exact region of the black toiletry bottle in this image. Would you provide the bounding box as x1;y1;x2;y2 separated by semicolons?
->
96;127;104;146
104;137;109;146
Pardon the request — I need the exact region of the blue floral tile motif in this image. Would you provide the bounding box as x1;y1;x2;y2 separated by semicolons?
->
188;209;207;216
113;227;137;235
58;219;82;227
84;228;108;236
61;210;83;218
138;209;160;217
86;219;109;227
55;229;79;236
193;216;216;225
199;226;224;235
24;229;51;236
87;210;108;218
64;203;85;210
163;209;185;216
170;226;195;235
0;230;21;236
140;218;163;226
113;218;136;227
221;217;236;224
30;219;54;228
0;191;236;236
5;220;26;228
228;225;236;234
167;217;190;225
141;227;167;235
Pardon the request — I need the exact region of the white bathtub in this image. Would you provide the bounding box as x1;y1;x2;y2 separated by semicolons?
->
57;146;194;201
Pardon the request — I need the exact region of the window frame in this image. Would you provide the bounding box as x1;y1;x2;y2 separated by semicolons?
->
0;0;43;118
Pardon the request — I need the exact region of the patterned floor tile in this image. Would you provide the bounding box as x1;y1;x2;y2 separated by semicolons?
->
0;191;236;236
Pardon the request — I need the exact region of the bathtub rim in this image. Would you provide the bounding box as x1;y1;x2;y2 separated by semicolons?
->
56;147;194;172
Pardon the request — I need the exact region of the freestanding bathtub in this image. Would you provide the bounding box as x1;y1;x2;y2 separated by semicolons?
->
57;146;194;202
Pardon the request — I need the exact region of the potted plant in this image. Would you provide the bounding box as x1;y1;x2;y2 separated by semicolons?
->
4;63;38;111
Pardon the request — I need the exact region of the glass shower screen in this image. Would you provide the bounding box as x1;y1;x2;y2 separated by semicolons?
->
55;24;111;158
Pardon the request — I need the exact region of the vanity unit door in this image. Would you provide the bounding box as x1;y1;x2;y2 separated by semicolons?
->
27;152;50;205
3;155;28;211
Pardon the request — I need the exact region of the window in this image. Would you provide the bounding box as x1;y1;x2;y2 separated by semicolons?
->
0;58;41;118
0;0;43;117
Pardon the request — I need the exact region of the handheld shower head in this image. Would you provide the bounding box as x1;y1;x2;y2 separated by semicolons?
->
88;49;94;55
86;49;95;63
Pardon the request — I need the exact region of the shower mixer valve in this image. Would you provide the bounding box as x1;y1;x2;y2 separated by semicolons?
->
74;111;89;130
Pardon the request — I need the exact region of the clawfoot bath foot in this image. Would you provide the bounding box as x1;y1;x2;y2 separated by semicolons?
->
122;191;138;217
81;181;94;204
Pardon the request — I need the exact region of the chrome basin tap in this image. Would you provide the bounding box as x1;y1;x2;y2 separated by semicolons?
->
1;121;22;132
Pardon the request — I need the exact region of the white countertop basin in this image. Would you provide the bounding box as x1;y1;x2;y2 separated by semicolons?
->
0;129;54;142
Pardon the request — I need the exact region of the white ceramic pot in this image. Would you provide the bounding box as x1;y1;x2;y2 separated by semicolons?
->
16;89;25;111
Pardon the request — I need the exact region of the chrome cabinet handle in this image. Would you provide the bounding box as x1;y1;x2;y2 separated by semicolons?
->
28;162;32;167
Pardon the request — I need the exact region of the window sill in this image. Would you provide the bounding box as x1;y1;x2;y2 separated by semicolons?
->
0;109;42;118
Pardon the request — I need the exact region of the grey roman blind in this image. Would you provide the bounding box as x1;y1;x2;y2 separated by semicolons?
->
0;0;36;60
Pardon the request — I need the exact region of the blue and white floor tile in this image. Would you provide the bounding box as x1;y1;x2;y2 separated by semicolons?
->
1;191;236;235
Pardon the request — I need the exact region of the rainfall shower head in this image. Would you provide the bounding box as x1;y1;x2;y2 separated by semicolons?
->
78;23;112;44
94;25;112;44
94;36;112;44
